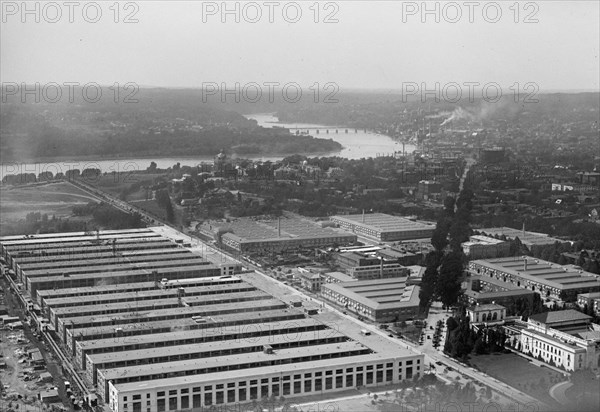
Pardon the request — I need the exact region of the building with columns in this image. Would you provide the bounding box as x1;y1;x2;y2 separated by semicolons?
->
466;303;507;325
519;310;600;372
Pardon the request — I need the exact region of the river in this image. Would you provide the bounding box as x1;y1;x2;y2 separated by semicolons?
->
1;114;414;179
245;113;415;160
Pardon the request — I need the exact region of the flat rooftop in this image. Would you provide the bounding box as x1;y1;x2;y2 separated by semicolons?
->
45;282;251;307
477;227;569;246
100;342;370;381
53;290;269;318
12;241;178;263
29;264;220;285
331;213;434;233
25;256;208;277
471;257;600;290
72;308;307;341
18;249;191;271
64;299;286;329
1;230;163;248
112;352;411;393
88;330;347;365
76;316;322;351
210;215;355;243
322;277;420;310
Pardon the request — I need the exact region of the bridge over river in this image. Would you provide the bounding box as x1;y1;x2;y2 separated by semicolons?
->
286;127;367;135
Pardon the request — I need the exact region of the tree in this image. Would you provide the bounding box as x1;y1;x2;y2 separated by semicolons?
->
474;337;486;355
419;265;439;309
443;196;456;216
431;225;449;252
436;252;463;308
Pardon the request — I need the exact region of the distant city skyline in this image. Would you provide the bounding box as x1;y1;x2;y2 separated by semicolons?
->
1;1;599;92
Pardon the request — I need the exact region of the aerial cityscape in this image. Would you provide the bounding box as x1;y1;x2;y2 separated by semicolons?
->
1;1;599;412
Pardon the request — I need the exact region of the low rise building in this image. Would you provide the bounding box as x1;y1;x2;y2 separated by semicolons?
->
466;304;507;325
577;292;600;314
202;215;356;254
468;257;600;301
322;271;355;284
330;213;435;242
297;269;323;292
475;227;571;255
321;278;420;322
462;235;510;259
519;310;600;371
465;275;535;309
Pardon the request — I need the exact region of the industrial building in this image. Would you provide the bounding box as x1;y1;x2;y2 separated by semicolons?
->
201;215;356;254
475;227;571;255
321;277;420;322
464;275;535;308
462;235;510;259
330;213;435;242
468;257;600;301
1;229;423;412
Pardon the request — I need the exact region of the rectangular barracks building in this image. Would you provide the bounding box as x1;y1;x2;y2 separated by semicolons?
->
468;257;600;301
204;215;357;254
0;228;227;298
86;329;348;386
74;317;328;370
2;229;424;411
330;213;435;242
56;298;286;344
321;277;420;322
105;346;422;412
68;308;306;359
48;289;270;331
37;276;244;309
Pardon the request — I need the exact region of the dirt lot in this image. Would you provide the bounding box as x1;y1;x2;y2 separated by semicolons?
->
0;182;97;231
0;279;71;411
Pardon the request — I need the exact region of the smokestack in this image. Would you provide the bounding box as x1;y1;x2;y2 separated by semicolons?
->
380;256;384;279
362;210;365;223
524;258;527;271
522;222;525;238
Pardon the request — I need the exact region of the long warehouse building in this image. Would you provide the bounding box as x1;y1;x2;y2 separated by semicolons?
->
330;213;435;242
1;229;424;412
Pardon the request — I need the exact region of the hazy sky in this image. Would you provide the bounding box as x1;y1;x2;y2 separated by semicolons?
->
2;0;599;92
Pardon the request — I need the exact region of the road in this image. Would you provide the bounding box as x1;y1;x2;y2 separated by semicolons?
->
417;303;547;409
549;381;573;406
62;178;547;409
249;272;548;409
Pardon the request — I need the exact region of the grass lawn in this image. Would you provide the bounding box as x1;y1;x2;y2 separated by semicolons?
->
87;172;163;198
470;352;566;406
564;383;600;411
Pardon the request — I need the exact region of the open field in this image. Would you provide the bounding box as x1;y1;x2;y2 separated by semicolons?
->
87;172;164;200
0;182;99;232
470;352;566;407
